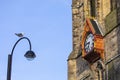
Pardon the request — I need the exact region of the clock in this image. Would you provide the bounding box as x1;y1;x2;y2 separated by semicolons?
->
81;18;104;63
84;32;94;53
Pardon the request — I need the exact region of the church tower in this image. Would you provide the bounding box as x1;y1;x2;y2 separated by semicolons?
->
68;0;120;80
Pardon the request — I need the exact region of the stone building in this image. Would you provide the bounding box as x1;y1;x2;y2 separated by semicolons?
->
67;0;120;80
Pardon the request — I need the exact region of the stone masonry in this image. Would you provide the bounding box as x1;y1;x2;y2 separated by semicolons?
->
68;0;120;80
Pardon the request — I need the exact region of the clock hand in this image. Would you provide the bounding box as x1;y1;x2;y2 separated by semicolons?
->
85;42;90;46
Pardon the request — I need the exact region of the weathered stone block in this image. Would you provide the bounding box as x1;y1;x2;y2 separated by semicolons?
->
105;9;117;34
76;56;88;76
105;28;118;61
68;59;77;80
72;8;79;15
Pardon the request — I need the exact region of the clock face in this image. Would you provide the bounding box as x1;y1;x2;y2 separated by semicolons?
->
84;33;94;53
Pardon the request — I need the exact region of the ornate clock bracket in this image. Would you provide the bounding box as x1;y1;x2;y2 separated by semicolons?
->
81;18;104;63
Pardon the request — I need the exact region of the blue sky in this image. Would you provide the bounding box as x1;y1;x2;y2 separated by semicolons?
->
0;0;72;80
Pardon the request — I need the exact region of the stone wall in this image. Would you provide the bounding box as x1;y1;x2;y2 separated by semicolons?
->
104;27;119;80
68;0;120;80
68;0;85;80
76;56;89;76
104;3;120;80
68;59;77;80
105;28;118;61
72;0;84;52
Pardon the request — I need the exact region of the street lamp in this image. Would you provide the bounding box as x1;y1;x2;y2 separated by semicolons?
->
7;37;36;80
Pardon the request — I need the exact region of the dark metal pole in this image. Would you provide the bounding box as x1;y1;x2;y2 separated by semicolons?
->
7;54;12;80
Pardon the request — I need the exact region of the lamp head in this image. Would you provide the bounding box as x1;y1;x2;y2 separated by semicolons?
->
24;50;36;61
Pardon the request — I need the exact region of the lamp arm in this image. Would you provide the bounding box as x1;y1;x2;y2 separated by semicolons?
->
11;37;32;56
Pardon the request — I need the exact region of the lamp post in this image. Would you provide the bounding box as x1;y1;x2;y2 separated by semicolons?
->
7;37;36;80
